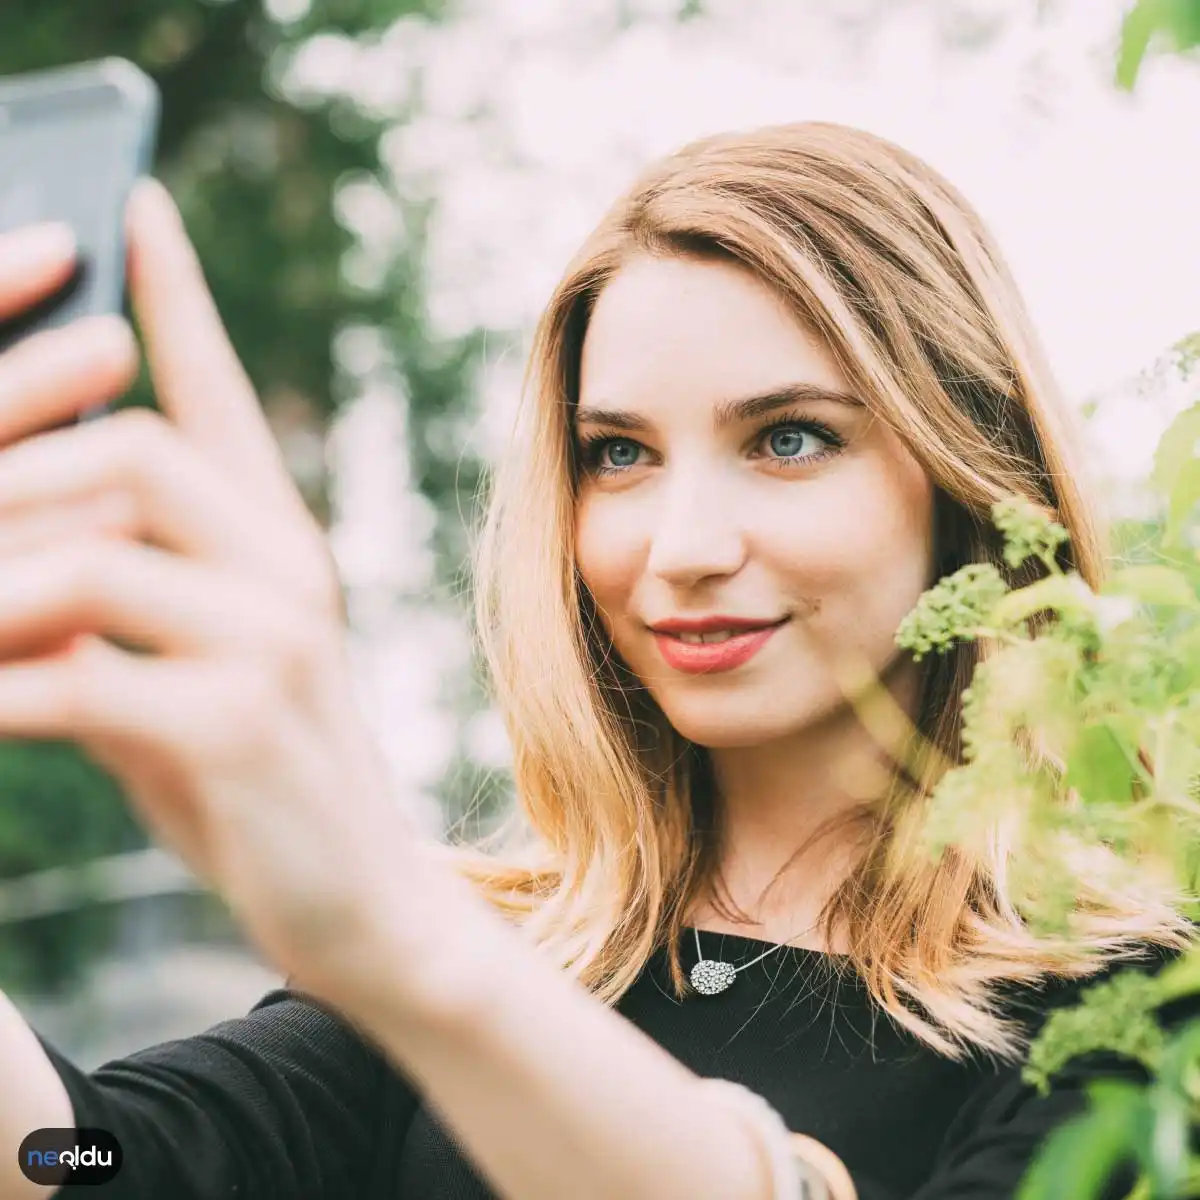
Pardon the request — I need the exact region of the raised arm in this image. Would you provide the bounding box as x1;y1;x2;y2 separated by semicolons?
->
0;197;843;1200
1;985;414;1200
0;989;73;1200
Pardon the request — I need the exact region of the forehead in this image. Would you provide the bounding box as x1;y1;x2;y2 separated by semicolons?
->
578;254;850;407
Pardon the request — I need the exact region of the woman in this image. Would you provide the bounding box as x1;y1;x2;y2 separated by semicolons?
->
0;122;1192;1200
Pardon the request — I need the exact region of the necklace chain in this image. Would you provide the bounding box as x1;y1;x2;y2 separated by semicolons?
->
689;920;819;996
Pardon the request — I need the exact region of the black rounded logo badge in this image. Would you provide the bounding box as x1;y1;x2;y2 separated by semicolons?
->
18;1128;122;1186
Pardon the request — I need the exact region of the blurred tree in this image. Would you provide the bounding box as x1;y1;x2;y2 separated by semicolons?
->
0;0;491;992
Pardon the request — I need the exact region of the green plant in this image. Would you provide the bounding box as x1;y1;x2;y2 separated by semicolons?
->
896;335;1200;1196
1118;0;1200;90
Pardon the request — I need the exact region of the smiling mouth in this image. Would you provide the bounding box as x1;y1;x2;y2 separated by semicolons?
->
650;618;789;674
667;624;783;645
655;616;791;644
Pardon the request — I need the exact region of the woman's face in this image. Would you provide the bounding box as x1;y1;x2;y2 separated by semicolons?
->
573;254;936;749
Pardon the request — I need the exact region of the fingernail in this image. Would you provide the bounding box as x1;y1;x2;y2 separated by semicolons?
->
7;222;76;266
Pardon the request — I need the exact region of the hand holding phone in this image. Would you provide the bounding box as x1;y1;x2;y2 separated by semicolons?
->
0;58;160;425
0;169;385;1024
0;224;141;457
0;176;345;620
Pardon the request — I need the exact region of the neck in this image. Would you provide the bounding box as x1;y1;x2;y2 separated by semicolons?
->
691;655;922;947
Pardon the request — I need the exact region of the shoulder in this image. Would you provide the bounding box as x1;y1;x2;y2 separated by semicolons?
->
33;986;416;1197
53;985;396;1106
967;936;1200;1094
919;943;1196;1196
995;938;1191;1034
215;985;393;1078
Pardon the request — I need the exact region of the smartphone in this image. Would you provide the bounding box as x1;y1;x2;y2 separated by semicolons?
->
0;58;160;424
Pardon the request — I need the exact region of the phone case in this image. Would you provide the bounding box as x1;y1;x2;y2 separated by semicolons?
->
0;58;161;395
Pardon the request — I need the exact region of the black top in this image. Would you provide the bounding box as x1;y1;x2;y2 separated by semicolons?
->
30;928;1191;1199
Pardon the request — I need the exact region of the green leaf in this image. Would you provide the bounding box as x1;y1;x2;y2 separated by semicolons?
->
1156;948;1200;1004
1156;1018;1200;1097
1165;0;1200;44
1147;1086;1190;1198
991;573;1095;627
1117;0;1168;90
1145;1021;1200;1196
1116;0;1200;90
1152;399;1200;547
1166;460;1200;548
1156;623;1200;702
1066;723;1138;806
1153;399;1200;493
1104;565;1199;609
1177;330;1200;378
1017;1080;1146;1200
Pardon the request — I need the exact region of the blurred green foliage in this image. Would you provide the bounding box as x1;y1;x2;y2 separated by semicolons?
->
1118;0;1200;89
0;741;145;992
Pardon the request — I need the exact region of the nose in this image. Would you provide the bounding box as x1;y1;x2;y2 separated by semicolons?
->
644;469;747;587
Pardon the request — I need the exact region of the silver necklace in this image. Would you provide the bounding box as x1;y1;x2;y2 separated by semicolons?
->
688;921;819;996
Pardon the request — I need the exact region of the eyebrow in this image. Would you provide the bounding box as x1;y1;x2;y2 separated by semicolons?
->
573;382;863;434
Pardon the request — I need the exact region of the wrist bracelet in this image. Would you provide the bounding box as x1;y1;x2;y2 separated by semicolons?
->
695;1078;856;1200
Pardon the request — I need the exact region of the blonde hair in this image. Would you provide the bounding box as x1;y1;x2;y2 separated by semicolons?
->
437;121;1191;1060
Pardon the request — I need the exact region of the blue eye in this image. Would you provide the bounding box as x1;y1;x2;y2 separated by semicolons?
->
575;435;642;476
755;419;843;471
766;427;810;458
575;412;844;479
602;440;641;469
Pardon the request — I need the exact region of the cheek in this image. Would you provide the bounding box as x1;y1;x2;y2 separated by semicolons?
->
847;470;935;631
574;495;642;616
765;459;934;624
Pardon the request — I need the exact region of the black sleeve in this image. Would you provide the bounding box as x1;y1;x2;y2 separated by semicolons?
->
905;1050;1147;1200
31;987;422;1199
909;967;1199;1200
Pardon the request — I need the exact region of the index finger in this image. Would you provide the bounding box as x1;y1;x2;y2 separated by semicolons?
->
124;179;307;521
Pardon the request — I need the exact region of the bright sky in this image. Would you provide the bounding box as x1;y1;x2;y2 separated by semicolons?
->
302;0;1200;819
360;0;1200;454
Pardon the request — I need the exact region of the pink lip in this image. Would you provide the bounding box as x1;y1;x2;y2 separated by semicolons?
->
652;620;787;674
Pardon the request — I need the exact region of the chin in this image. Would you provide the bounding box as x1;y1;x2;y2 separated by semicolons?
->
654;689;833;750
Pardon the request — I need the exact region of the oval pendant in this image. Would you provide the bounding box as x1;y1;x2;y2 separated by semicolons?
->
690;958;737;995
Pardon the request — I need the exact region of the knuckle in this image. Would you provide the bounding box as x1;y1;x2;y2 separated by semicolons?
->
290;549;345;627
265;613;334;699
236;666;284;730
93;316;140;378
63;538;116;599
218;608;329;734
113;406;173;459
198;665;282;768
106;409;181;518
54;641;107;729
95;489;142;540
